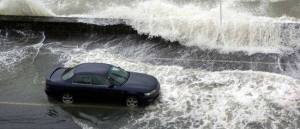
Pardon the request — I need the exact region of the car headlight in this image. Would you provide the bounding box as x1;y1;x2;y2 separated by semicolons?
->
144;89;156;96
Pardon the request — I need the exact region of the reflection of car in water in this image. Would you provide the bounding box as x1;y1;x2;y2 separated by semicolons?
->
45;63;160;107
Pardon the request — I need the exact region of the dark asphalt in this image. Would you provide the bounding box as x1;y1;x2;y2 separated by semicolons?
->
0;103;81;129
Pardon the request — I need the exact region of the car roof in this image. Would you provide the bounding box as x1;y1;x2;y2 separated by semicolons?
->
73;63;112;75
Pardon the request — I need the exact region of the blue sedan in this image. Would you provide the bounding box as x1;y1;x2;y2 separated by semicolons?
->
45;63;160;107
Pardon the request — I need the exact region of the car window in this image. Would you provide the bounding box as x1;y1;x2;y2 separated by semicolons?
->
108;66;129;86
91;75;110;86
73;74;92;84
62;68;74;80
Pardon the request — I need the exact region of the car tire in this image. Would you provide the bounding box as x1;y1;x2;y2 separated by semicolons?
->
62;93;74;104
126;96;139;108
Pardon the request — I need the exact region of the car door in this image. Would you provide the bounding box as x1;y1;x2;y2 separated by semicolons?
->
71;74;96;100
91;74;124;101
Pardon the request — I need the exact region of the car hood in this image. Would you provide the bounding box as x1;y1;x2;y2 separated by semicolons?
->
122;72;158;92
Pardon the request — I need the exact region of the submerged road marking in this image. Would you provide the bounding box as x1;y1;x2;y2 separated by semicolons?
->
0;101;132;110
0;101;49;106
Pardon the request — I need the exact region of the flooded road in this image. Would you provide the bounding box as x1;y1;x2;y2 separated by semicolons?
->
0;30;299;129
0;0;300;128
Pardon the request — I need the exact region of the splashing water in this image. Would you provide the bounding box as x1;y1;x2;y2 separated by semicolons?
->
0;31;45;82
0;1;299;128
44;43;300;129
0;0;300;54
0;0;55;16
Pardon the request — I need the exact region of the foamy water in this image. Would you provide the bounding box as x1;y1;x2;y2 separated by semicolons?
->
0;0;55;16
0;30;299;128
0;0;300;54
0;39;44;72
43;43;300;129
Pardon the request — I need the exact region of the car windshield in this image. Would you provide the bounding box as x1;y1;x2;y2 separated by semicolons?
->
62;68;74;80
108;66;129;86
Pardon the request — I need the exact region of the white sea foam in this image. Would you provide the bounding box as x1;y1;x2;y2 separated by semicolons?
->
0;47;28;69
64;0;300;54
0;0;55;16
0;42;43;70
0;31;45;72
45;44;300;129
90;0;300;54
1;0;300;54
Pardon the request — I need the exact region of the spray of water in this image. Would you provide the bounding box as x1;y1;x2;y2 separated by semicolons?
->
0;31;45;72
44;43;300;129
1;0;300;54
0;0;55;16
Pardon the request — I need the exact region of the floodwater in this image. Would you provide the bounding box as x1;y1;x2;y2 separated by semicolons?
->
0;0;300;129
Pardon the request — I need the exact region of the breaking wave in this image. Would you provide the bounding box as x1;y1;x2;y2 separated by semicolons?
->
0;0;55;16
0;0;300;54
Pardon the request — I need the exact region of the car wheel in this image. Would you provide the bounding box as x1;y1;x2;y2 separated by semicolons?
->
62;93;74;104
126;97;139;108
